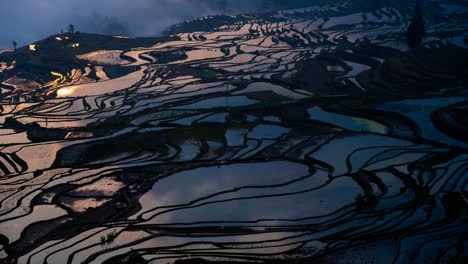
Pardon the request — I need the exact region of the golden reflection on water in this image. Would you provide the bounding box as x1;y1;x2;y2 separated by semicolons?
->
48;71;65;87
351;117;388;134
57;87;75;97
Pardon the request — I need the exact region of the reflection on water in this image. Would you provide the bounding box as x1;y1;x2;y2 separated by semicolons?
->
56;67;146;98
133;161;310;220
0;205;67;243
0;131;31;145
173;96;258;110
225;128;248;147
248;124;289;139
0;141;72;173
133;161;361;226
378;97;467;148
56;87;75;97
308;106;388;134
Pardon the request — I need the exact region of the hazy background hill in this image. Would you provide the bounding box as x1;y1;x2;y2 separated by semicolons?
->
0;0;333;49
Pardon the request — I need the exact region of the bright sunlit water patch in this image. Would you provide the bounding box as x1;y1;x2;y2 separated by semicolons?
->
308;106;388;134
57;87;75;97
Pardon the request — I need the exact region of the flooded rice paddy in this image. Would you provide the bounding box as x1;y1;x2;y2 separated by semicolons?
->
0;1;467;263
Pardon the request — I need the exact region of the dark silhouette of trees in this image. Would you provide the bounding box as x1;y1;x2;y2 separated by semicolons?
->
12;41;17;51
406;0;426;48
68;24;75;34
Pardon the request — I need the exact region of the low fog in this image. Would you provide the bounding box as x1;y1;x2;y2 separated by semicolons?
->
0;0;284;49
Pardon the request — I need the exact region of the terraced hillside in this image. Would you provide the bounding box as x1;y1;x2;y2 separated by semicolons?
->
0;0;467;263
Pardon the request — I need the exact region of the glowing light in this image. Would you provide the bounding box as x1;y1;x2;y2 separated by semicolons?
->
48;71;65;87
55;37;63;41
70;43;80;48
50;71;63;78
57;87;75;97
29;44;37;51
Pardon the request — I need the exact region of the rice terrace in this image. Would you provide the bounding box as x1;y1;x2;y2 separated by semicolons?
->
0;0;467;263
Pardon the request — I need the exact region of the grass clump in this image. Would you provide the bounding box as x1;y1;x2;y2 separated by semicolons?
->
355;192;378;209
100;230;118;246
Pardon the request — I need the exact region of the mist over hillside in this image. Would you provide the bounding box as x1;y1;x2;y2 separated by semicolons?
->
0;0;327;49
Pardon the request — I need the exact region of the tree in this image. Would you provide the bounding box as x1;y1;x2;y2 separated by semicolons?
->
406;0;426;48
12;41;17;51
68;24;75;34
